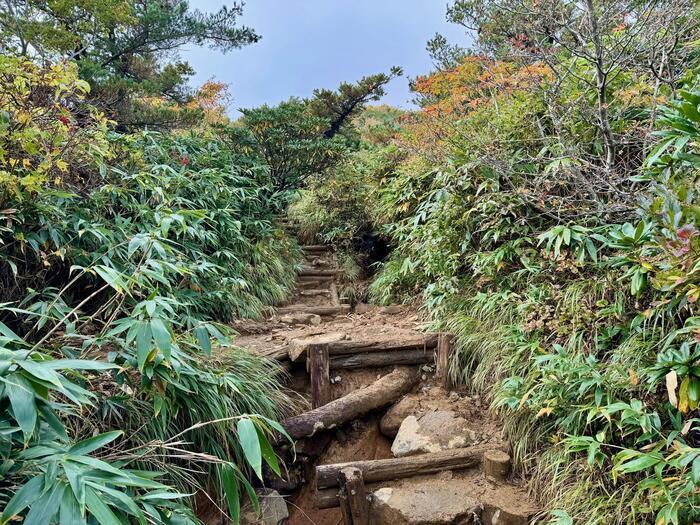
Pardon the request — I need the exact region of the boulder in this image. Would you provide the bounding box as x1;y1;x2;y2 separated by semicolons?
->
391;411;477;457
370;483;481;525
279;313;321;326
241;489;288;525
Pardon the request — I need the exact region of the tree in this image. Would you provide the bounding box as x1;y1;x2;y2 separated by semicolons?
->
0;1;258;127
236;99;347;192
309;67;403;139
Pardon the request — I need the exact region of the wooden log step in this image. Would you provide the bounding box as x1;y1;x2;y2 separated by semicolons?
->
303;245;330;252
277;305;351;316
281;367;417;439
298;289;332;297
299;269;340;277
299;274;335;282
298;280;331;289
329;348;433;370
325;335;438;356
315;444;494;490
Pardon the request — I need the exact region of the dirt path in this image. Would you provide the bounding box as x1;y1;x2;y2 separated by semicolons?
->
235;245;539;525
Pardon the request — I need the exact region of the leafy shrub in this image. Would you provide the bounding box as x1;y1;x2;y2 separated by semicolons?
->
0;57;299;523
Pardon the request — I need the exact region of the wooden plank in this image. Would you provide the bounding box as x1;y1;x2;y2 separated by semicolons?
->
281;367;417;439
338;467;369;525
437;333;455;390
299;269;340;277
277;305;351;316
329;348;433;370
315;445;492;489
326;335;438;356
309;344;330;409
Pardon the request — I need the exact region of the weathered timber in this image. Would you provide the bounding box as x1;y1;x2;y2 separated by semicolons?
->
277;305;351;316
302;245;330;252
299;289;331;297
310;344;331;408
329;348;433;370
315;445;493;490
281;367;417;439
299;274;335;282
299;269;340;277
325;335;438;356
338;467;369;525
436;333;455;390
298;280;330;289
483;450;511;481
260;347;290;361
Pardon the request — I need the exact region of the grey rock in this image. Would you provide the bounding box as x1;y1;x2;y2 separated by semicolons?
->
391;411;477;457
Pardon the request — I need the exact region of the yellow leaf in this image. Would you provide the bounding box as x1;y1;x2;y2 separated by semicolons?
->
22;159;31;169
536;407;553;418
55;159;68;172
666;370;678;407
678;376;690;413
628;368;638;386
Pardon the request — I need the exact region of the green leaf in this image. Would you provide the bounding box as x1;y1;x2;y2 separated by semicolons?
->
256;426;280;476
60;485;86;525
150;319;171;358
5;375;37;441
195;326;212;355
23;482;62;525
221;464;241;525
85;486;121;525
237;418;262;480
1;476;44;523
69;431;123;456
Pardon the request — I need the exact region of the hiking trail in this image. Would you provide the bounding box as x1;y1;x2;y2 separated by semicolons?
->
233;243;539;525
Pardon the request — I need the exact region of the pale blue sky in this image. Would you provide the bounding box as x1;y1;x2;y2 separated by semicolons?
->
181;1;469;114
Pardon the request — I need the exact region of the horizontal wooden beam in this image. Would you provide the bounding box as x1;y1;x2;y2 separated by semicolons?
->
315;445;493;490
277;305;351;316
325;335;438;356
329;348;433;370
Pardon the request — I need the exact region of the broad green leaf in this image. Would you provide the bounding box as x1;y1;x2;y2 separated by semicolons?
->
5;375;37;440
69;431;123;456
237;418;262;480
85;486;121;525
1;476;44;523
221;464;241;524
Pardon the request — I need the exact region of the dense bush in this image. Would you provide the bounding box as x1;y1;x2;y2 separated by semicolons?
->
0;57;298;523
299;3;700;522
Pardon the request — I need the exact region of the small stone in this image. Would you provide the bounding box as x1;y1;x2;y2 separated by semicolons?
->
379;305;404;315
355;302;372;314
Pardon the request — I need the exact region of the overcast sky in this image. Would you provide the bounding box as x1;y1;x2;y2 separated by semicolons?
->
181;1;470;115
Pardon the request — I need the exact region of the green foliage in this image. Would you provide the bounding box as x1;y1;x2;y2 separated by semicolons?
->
0;57;299;523
237;99;347;192
0;1;258;128
309;67;403;139
303;6;700;523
